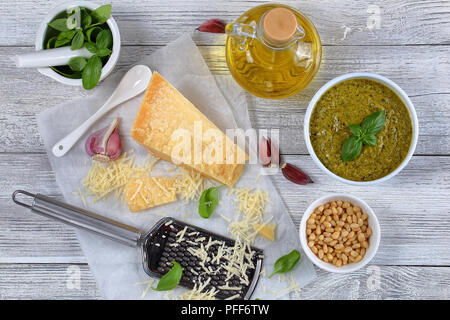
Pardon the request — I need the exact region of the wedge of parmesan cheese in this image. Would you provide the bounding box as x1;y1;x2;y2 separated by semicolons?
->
124;177;177;212
130;72;248;187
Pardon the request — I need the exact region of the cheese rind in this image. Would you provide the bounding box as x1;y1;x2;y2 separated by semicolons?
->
131;72;247;187
124;177;176;212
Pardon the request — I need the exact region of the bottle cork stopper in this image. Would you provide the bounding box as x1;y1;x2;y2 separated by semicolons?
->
263;7;298;45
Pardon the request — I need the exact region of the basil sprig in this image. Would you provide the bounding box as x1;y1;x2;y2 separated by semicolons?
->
269;250;301;278
46;5;113;90
198;185;223;218
341;110;386;162
153;261;183;291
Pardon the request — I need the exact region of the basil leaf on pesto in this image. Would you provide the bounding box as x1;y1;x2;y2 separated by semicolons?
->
349;124;362;137
361;110;386;135
341;110;386;162
341;135;363;162
362;134;377;146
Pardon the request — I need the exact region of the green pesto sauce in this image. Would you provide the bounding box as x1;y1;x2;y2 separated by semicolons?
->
309;79;413;181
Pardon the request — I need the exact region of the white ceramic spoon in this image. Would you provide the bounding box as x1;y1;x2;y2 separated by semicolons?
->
52;65;152;157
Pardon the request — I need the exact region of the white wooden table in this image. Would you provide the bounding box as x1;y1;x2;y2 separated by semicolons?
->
1;0;450;299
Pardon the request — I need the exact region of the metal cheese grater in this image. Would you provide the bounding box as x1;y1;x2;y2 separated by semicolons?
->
12;190;263;300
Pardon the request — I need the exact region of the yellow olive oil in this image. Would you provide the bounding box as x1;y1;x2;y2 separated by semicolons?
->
225;4;322;99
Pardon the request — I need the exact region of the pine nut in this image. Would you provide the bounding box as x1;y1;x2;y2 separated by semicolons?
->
358;233;366;242
307;200;372;267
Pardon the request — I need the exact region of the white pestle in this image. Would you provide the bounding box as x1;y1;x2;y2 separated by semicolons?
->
11;47;93;68
51;65;152;157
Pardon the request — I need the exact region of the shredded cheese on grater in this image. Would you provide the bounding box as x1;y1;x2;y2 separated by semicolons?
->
219;188;273;288
176;226;188;243
178;188;272;300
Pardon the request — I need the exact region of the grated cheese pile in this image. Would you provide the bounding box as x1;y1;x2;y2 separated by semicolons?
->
270;273;301;296
134;279;156;299
81;152;159;202
228;188;273;244
81;152;210;204
173;168;209;201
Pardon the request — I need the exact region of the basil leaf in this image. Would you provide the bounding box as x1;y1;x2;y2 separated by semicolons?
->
85;42;98;54
349;124;363;137
46;36;57;49
50;66;81;79
341;135;363;162
153;261;183;291
198;186;223;218
82;55;102;90
361;110;386;135
54;30;76;48
68;57;87;71
71;30;85;50
96;29;113;49
48;18;69;32
269;250;300;278
362;133;377;146
96;47;111;57
85;26;103;43
91;4;112;26
81;10;92;29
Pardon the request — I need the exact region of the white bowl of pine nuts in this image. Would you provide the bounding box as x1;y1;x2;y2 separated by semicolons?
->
300;194;380;273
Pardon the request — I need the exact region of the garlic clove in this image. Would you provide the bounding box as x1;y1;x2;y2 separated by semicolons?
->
259;136;280;167
196;19;226;33
281;163;313;185
85;118;122;162
104;127;122;160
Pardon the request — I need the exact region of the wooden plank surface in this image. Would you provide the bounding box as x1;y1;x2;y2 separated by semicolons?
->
2;154;450;266
1;45;450;155
1;0;450;46
1;264;450;300
1;0;449;299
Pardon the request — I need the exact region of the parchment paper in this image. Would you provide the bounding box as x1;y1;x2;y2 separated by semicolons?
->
37;34;316;300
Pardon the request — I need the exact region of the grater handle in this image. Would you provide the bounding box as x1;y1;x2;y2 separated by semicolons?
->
12;190;143;247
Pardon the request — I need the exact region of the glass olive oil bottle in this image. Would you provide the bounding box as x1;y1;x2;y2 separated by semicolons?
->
225;4;322;99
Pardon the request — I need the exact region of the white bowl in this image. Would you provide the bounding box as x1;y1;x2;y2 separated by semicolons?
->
304;72;419;185
299;194;381;273
35;0;121;86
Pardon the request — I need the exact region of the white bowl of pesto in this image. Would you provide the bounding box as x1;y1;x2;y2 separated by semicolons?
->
304;73;419;185
35;0;121;87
